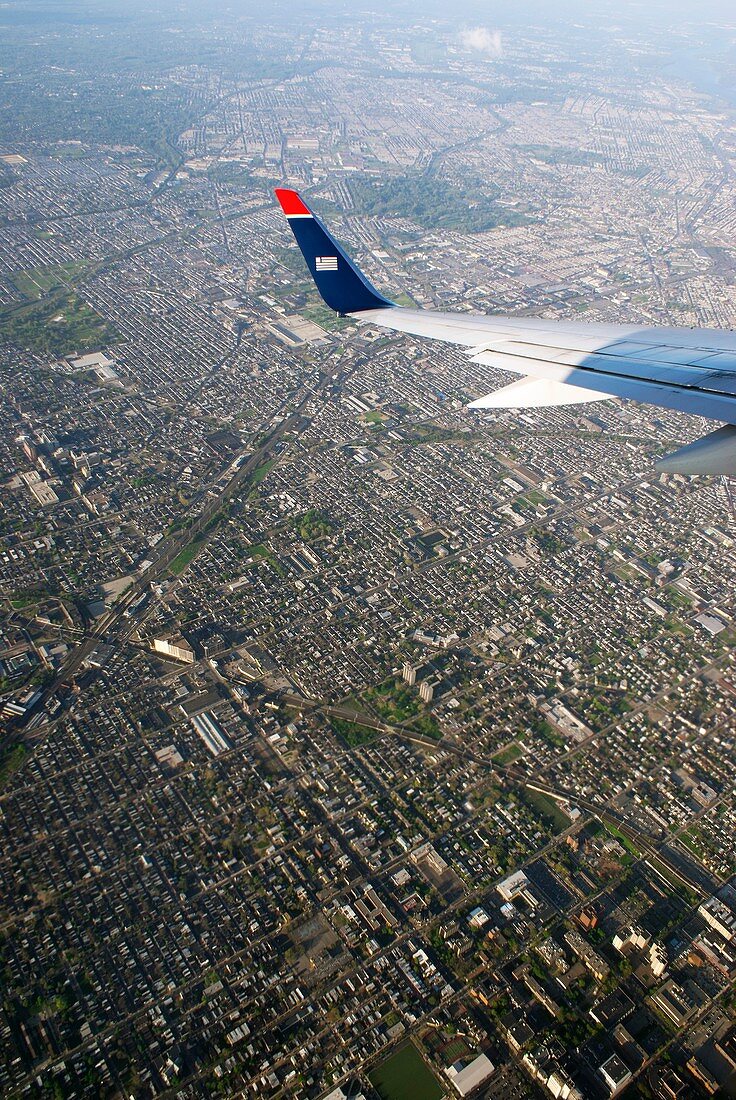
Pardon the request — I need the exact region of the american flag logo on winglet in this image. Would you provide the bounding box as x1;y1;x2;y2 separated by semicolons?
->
315;255;338;272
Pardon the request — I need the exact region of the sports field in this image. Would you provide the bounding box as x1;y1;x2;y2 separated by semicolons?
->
368;1042;445;1100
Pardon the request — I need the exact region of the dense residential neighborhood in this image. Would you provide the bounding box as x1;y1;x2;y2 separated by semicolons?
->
1;2;736;1097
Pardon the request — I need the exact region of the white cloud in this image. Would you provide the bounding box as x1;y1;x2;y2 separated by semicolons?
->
458;27;503;58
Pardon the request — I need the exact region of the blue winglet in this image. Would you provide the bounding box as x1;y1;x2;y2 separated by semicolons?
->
275;188;394;315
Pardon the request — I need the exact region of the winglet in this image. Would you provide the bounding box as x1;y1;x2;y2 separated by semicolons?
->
274;188;394;315
275;188;311;217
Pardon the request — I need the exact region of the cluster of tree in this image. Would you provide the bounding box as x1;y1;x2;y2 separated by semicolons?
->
329;716;376;747
520;144;604;167
0;291;118;358
348;173;530;234
292;508;333;541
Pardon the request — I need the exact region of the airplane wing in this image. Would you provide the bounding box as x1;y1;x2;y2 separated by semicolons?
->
275;187;736;475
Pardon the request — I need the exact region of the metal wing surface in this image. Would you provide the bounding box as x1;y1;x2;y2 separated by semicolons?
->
275;188;736;475
353;308;736;426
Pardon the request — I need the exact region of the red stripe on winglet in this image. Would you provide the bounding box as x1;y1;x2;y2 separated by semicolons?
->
274;188;311;216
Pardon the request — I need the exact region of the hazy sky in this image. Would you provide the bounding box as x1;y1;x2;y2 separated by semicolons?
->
2;0;735;19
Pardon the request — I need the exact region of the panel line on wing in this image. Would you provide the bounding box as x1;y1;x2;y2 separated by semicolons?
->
469;343;736;399
470;349;736;422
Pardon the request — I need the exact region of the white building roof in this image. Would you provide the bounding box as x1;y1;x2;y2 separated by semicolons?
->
445;1053;495;1096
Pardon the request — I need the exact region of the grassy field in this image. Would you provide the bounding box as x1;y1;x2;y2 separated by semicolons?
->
330;716;378;748
602;820;641;860
410;714;442;740
493;742;525;766
0;291;118;358
0;744;27;789
302;300;352;333
369;1043;444;1100
246;544;272;562
245;542;284;576
252;458;277;485
11;262;87;300
521;787;571;833
169;539;205;575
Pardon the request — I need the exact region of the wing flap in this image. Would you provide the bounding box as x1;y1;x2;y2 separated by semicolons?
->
471;342;718;388
468;376;614;409
469;349;736;422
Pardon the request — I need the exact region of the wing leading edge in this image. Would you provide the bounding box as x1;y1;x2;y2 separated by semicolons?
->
274;188;736;474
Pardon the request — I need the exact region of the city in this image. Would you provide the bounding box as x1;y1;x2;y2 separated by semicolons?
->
1;2;736;1097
